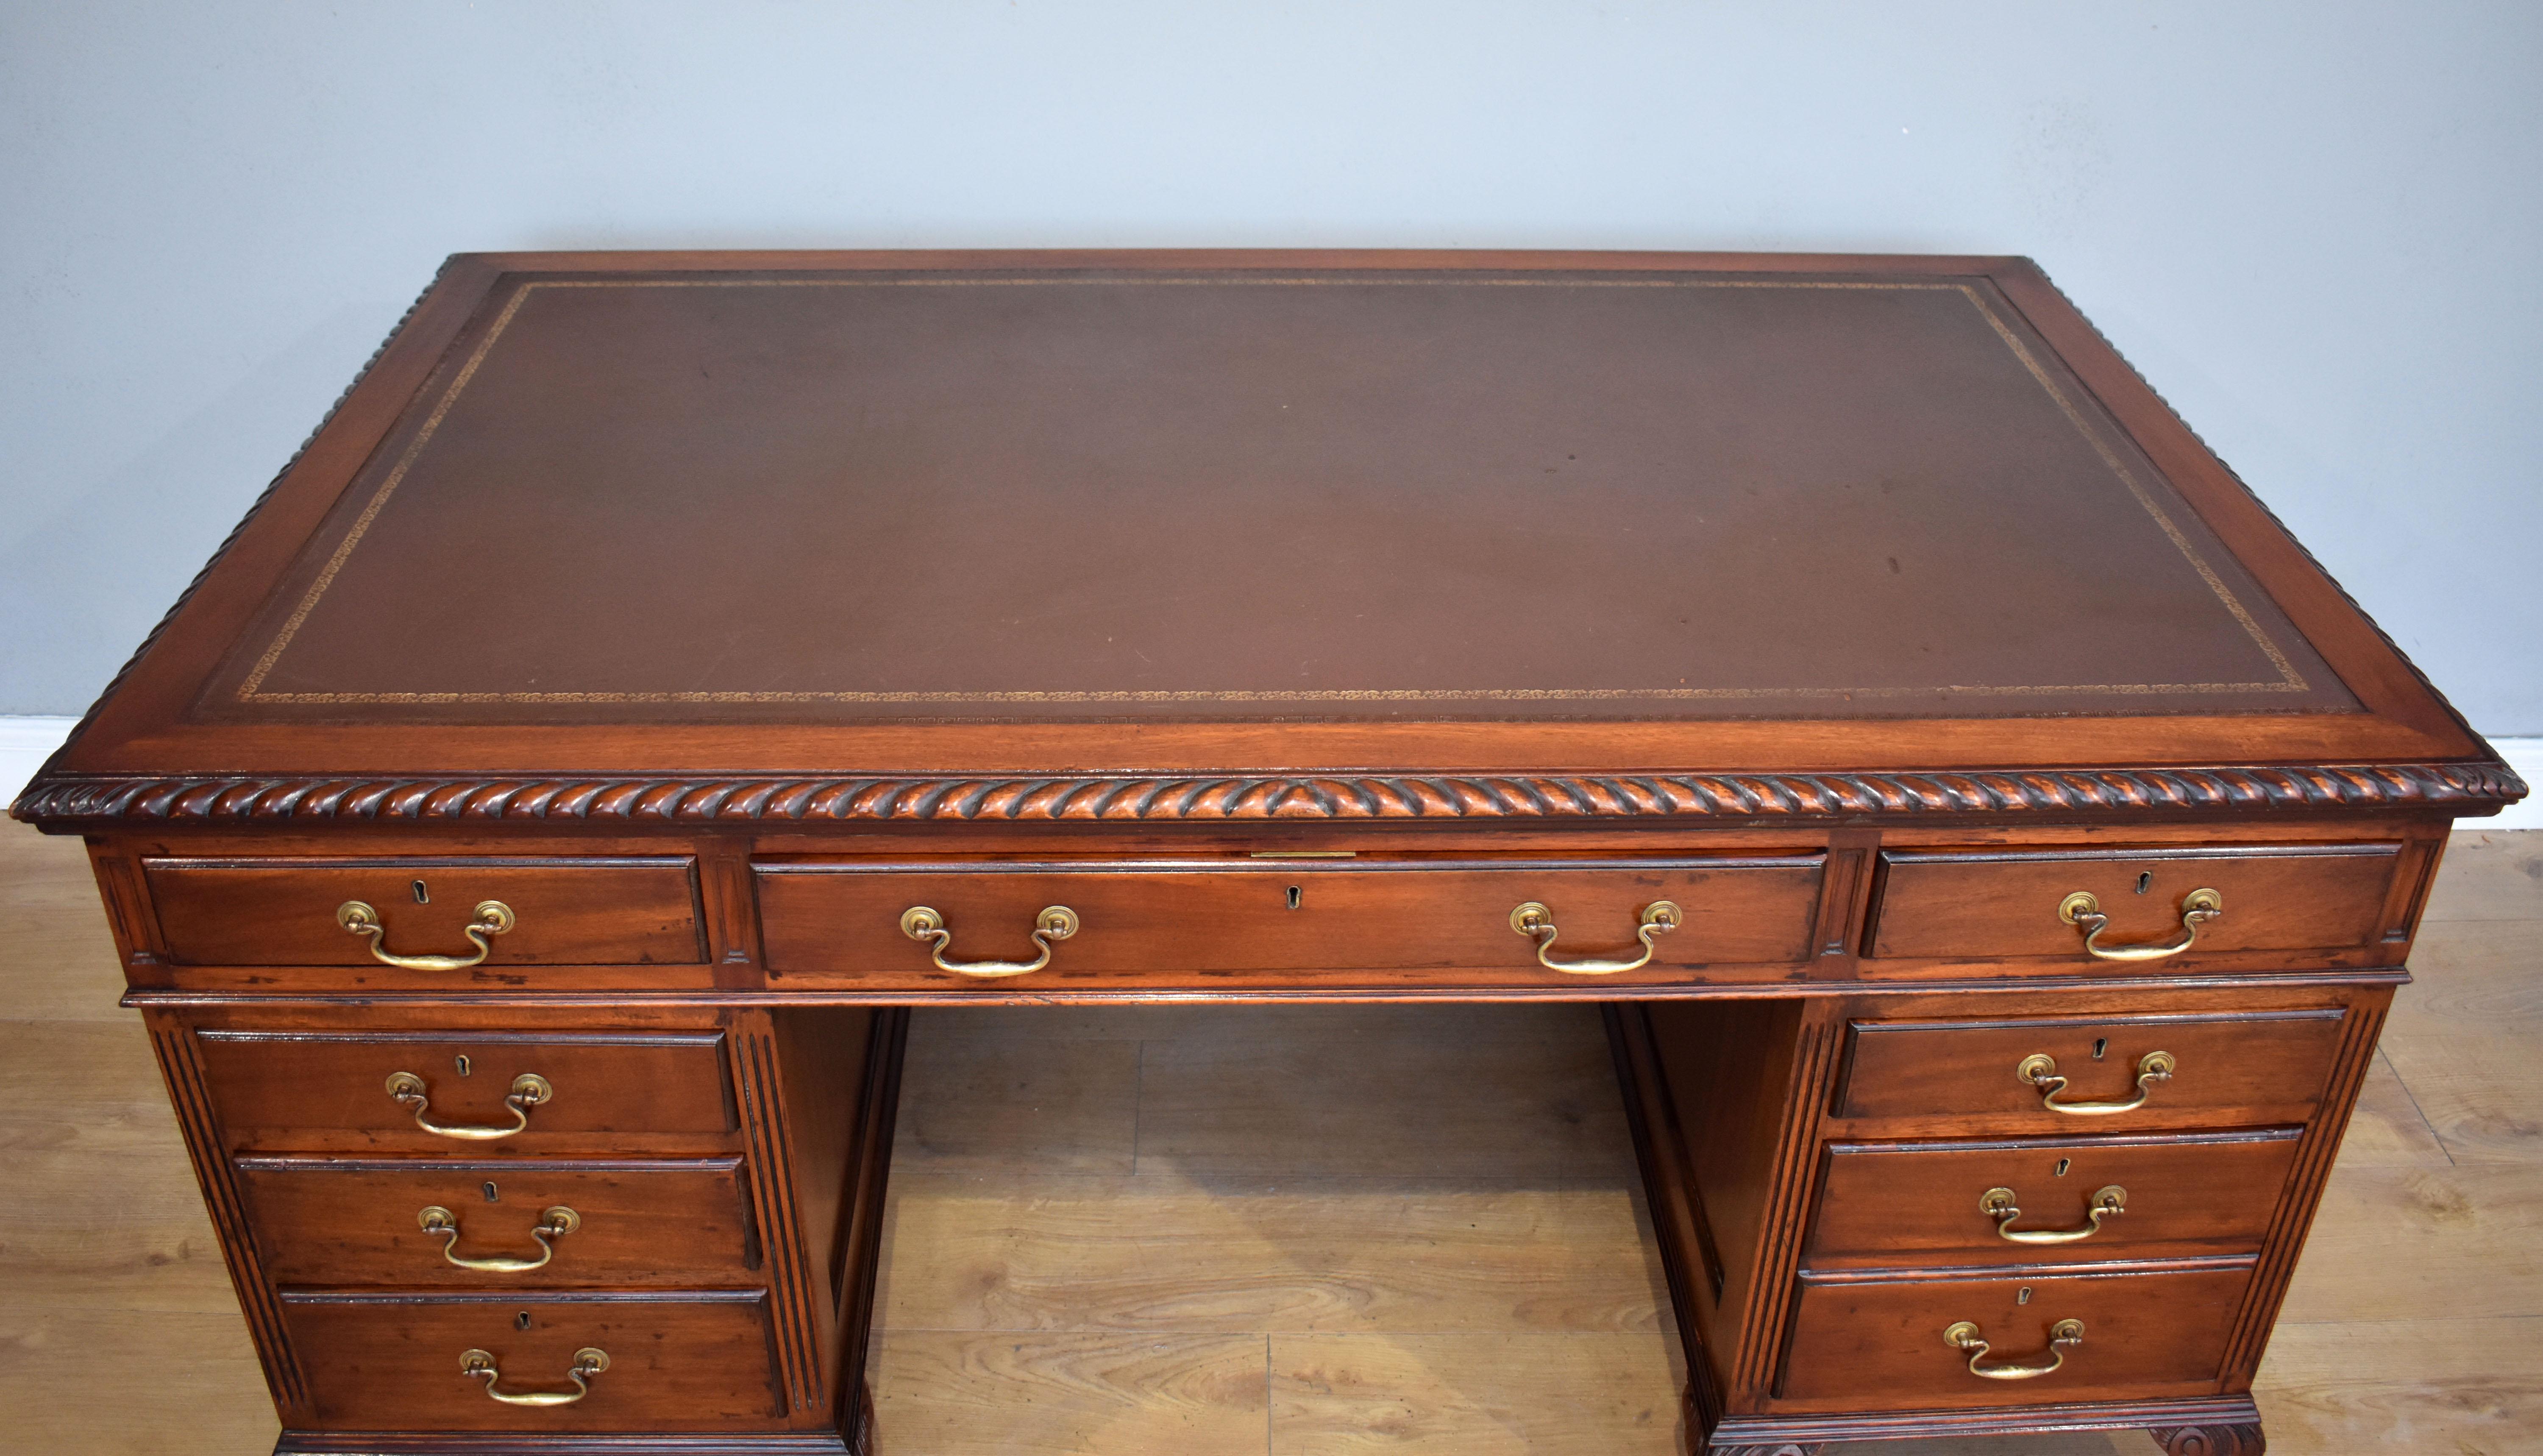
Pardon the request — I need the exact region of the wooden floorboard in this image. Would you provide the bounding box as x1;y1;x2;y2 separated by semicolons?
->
3;820;2538;1454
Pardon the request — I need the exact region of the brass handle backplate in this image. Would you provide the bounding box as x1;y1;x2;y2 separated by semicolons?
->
1509;900;1681;975
459;1346;609;1406
2058;887;2221;962
1981;1184;2126;1243
338;899;517;970
419;1204;581;1271
1944;1318;2083;1380
900;905;1080;978
2018;1050;2175;1116
386;1070;552;1140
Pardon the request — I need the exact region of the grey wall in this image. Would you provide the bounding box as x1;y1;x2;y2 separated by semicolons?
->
5;2;2537;730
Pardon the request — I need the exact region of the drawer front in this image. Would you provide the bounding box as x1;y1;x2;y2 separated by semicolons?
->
279;1292;785;1431
1778;1262;2252;1406
1806;1128;2304;1267
755;857;1825;981
144;857;707;967
237;1158;758;1287
197;1031;736;1148
1834;1010;2346;1128
1868;843;2401;963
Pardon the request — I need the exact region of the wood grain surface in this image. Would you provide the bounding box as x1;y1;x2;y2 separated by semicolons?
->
4;820;2540;1453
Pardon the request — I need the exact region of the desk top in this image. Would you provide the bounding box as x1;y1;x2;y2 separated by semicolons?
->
17;251;2519;827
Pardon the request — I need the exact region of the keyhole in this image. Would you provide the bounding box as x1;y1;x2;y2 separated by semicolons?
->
482;1181;499;1203
455;1054;472;1077
2092;1038;2108;1060
2053;1159;2071;1178
2135;872;2152;895
2018;1287;2033;1306
515;1311;533;1331
1286;885;1302;911
413;879;431;904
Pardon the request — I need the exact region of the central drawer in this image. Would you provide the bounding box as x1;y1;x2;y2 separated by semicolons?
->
753;856;1826;985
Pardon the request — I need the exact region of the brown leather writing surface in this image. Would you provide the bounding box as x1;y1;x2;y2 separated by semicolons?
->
220;269;2340;722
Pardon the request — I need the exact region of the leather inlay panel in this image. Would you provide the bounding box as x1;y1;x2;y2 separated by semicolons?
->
211;270;2349;723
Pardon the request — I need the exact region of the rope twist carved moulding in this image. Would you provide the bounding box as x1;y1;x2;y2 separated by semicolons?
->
11;762;2524;825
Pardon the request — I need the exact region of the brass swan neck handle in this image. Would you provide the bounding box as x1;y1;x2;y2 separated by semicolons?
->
338;899;516;971
2018;1050;2175;1116
1509;900;1681;975
418;1204;581;1271
386;1071;552;1140
1980;1184;2126;1243
459;1347;608;1406
900;905;1080;978
2058;887;2221;962
1945;1318;2083;1380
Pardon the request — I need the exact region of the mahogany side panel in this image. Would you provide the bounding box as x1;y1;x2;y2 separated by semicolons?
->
2217;987;2392;1383
1639;998;1846;1415
732;1013;832;1419
826;1009;907;1455
144;1011;312;1423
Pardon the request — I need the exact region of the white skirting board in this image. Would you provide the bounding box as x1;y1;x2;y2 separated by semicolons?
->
1;715;2539;830
3;717;83;810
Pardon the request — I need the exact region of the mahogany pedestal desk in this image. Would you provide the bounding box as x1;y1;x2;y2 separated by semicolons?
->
17;250;2524;1456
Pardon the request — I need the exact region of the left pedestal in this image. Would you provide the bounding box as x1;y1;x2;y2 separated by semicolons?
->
142;1002;907;1456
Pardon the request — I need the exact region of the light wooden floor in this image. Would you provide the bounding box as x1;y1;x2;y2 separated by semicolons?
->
3;823;2537;1454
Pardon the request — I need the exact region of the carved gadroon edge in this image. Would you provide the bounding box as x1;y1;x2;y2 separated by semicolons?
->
10;761;2525;826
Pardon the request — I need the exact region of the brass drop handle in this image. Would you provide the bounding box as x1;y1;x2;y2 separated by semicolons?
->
1945;1318;2083;1380
2019;1050;2175;1116
1981;1184;2126;1243
1509;900;1681;975
2058;887;2221;962
419;1204;581;1271
338;899;517;970
459;1346;609;1406
900;905;1080;978
386;1071;552;1140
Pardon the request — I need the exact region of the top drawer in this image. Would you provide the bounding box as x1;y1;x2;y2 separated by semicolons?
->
754;856;1825;984
144;858;707;967
1867;844;2403;965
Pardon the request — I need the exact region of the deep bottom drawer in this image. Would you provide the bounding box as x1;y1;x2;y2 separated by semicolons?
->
280;1291;786;1431
1777;1261;2253;1407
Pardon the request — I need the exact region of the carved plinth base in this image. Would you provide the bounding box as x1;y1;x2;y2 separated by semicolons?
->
2152;1423;2266;1456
